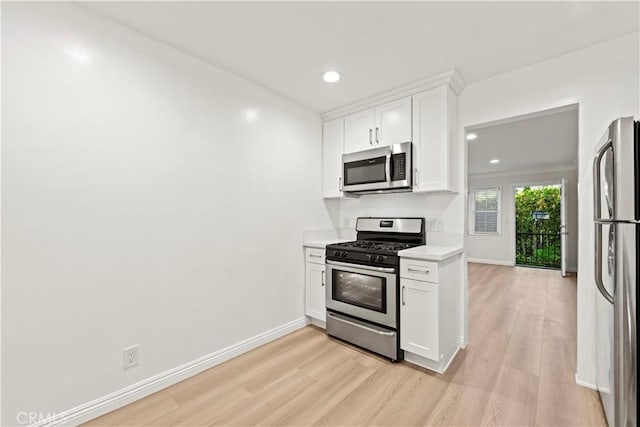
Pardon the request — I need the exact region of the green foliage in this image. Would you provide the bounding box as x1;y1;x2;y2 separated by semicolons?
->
515;186;561;268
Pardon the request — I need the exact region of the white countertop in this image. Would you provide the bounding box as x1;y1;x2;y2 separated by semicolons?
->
303;239;351;249
397;244;464;261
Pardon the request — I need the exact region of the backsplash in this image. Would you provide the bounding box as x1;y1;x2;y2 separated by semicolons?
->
338;191;460;233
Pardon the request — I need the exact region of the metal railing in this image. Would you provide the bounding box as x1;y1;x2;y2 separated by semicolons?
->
515;232;561;269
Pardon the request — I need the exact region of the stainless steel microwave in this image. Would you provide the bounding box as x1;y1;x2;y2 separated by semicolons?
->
342;142;412;194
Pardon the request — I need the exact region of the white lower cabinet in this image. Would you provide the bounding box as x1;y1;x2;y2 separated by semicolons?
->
400;278;439;361
305;248;326;322
399;256;461;373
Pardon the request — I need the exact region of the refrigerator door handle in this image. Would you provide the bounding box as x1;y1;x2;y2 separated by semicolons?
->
593;139;613;221
594;223;615;304
593;138;615;304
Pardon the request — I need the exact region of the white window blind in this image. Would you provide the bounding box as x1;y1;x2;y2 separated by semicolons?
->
473;188;500;234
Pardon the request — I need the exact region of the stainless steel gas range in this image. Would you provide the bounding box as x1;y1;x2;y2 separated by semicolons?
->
325;217;426;361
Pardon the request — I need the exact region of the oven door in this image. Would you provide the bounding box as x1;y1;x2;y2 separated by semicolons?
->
325;260;397;328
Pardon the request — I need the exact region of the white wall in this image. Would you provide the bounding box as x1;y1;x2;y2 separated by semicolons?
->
459;32;639;386
339;192;458;232
1;3;335;425
467;168;579;271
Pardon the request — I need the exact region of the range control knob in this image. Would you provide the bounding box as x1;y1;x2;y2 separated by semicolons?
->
333;251;340;256
377;255;384;262
341;251;347;257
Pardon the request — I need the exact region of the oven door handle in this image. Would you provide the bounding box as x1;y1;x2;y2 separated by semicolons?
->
326;260;396;274
327;312;396;336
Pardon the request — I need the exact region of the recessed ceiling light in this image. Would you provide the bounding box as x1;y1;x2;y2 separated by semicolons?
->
64;44;91;63
490;159;500;164
244;109;257;122
466;133;477;141
323;70;341;83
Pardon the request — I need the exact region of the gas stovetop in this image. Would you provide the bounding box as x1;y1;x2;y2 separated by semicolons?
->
325;240;423;267
328;240;420;254
325;217;426;267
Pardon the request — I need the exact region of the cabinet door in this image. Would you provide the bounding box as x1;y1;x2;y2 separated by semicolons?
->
400;278;439;361
322;119;344;198
305;262;326;322
374;97;412;147
412;86;456;192
344;108;375;153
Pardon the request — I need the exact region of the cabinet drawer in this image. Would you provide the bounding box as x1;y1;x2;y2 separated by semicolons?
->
305;248;326;264
400;259;438;283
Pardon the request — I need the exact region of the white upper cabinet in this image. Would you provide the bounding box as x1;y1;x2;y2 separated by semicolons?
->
344;108;375;153
412;86;458;193
322;71;463;197
375;97;412;146
322;118;344;198
344;96;412;153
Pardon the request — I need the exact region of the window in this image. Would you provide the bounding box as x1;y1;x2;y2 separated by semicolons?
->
471;187;501;234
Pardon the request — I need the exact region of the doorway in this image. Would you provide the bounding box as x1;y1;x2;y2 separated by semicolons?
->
513;184;562;270
466;104;579;275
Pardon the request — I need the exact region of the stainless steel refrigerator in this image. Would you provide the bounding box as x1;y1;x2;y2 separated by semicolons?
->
593;117;638;427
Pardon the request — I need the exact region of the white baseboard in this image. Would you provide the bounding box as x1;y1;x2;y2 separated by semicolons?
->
309;317;326;329
35;317;310;427
575;373;598;390
459;335;467;349
467;258;513;266
442;345;462;373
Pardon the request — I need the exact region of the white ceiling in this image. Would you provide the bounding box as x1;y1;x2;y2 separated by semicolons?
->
82;2;639;113
467;107;579;176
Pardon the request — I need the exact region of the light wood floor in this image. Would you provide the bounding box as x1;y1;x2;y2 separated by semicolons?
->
87;264;606;426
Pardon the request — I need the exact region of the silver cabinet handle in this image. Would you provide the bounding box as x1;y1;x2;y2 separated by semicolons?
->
402;285;406;305
369;128;373;145
339;177;343;191
408;267;430;274
321;270;325;287
375;127;380;144
414;168;419;187
309;254;322;258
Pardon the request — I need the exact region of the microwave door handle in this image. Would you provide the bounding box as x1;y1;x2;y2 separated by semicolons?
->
385;151;392;183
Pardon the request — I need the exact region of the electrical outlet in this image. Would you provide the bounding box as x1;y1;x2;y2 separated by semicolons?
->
430;219;444;232
123;345;139;369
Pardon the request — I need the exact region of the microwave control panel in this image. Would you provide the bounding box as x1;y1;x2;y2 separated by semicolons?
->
391;153;406;181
